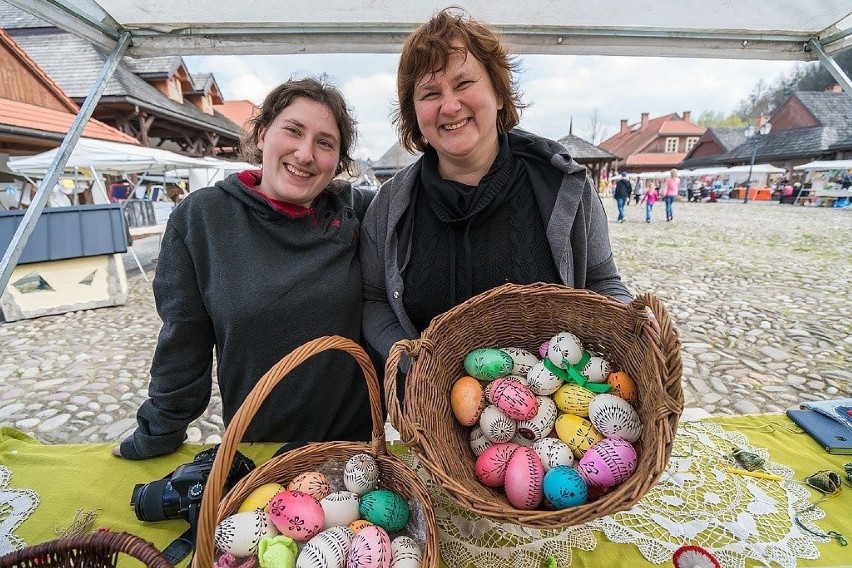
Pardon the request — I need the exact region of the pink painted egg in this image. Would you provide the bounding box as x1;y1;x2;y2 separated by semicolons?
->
346;525;391;568
492;377;538;421
578;438;638;487
484;377;507;405
474;442;519;487
287;471;330;501
268;490;324;541
577;466;611;499
504;447;545;510
538;340;549;359
479;404;516;443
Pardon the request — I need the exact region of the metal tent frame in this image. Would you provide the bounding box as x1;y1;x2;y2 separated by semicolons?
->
2;0;852;292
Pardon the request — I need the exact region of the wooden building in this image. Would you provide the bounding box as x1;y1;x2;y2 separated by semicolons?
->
599;111;705;174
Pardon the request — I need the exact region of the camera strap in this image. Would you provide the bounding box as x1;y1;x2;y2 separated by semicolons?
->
163;527;194;565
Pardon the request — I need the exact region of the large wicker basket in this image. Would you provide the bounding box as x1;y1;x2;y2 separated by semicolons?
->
386;283;683;529
0;531;172;568
193;336;439;568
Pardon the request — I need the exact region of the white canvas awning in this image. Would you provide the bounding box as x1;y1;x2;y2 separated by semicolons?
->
724;164;787;175
794;159;852;171
7;0;852;60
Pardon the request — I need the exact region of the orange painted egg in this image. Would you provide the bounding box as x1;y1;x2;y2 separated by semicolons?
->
451;375;486;426
554;414;604;458
287;471;330;501
348;519;374;535
607;371;638;405
552;383;595;416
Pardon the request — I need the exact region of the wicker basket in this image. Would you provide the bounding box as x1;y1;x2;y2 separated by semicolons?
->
0;531;172;568
193;336;439;568
386;282;683;529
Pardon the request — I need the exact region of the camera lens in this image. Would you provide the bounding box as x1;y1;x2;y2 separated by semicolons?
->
131;479;183;522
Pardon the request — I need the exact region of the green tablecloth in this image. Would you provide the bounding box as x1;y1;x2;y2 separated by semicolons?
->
1;414;850;567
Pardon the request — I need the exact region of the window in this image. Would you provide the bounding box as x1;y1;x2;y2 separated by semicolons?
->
665;137;679;153
685;137;699;152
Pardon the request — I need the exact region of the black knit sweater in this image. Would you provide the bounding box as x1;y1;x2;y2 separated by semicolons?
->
120;173;374;459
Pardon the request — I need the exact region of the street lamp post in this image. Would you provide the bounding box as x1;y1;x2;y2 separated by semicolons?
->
742;121;772;204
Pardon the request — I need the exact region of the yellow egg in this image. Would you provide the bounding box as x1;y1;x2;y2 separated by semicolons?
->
450;375;486;426
607;371;638;405
237;482;284;513
348;519;374;535
552;383;595;416
554;414;604;458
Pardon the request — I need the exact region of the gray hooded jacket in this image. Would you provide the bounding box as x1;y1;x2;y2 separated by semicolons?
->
360;129;632;363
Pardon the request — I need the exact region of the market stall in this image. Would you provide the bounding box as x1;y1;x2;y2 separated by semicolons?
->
793;160;852;207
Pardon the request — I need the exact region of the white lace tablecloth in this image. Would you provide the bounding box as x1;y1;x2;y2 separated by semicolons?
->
0;465;40;556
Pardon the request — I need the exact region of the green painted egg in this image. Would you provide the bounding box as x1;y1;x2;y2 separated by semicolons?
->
464;348;514;381
359;489;410;532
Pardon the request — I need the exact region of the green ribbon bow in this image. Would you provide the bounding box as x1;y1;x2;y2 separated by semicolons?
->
543;351;611;393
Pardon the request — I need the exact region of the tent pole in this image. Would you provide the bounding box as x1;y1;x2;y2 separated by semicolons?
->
0;32;131;294
807;39;852;99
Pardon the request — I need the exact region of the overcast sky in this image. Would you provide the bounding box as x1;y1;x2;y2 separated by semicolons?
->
185;53;801;162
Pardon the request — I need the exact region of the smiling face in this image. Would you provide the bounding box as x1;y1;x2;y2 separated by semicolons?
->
256;96;341;207
413;48;503;183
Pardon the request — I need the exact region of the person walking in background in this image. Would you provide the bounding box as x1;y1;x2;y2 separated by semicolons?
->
642;183;659;223
613;172;631;222
633;178;644;205
663;168;680;221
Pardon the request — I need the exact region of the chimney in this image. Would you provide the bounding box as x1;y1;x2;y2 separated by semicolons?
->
620;119;629;134
682;111;691;123
640;112;649;129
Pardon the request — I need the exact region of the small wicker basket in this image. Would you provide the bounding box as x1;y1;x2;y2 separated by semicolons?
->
193;336;439;568
0;531;172;568
386;283;683;529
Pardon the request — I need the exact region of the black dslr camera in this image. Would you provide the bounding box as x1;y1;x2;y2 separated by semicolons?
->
130;446;255;562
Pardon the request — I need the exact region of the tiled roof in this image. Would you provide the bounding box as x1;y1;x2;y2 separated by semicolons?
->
793;91;852;131
0;1;48;28
658;121;705;135
624;152;687;167
373;142;421;173
0;97;139;144
124;56;184;78
709;127;750;151
214;100;257;131
190;73;214;92
718;126;838;163
555;134;614;161
830;134;852;151
600;113;706;160
8;31;242;138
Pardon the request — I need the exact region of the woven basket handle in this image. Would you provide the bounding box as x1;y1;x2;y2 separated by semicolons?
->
192;336;384;568
384;338;429;446
631;293;684;418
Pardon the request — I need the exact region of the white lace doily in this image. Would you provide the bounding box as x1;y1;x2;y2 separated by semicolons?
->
589;421;823;568
0;465;40;555
400;452;597;568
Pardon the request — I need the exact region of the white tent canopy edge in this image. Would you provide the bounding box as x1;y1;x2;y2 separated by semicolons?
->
2;1;852;293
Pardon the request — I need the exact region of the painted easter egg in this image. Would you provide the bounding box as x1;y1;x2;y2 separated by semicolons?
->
501;347;540;377
344;453;380;495
504;447;545;510
588;393;642;442
607;371;638;405
237;482;284;513
296;525;353;568
538;340;549;359
525;360;562;396
531;437;574;472
469;425;493;457
348;519;375;535
516;396;557;442
268;490;324;541
450;375;486;426
320;491;361;529
553;383;596;417
347;525;391;568
578;437;638;487
543;466;588;509
474;442;519;487
464;348;514;381
577;466;611;500
391;536;422;568
288;471;331;501
580;355;611;383
547;332;584;368
215;510;279;557
484;377;506;405
359;489;410;533
491;377;538;421
554;414;604;458
479;404;516;443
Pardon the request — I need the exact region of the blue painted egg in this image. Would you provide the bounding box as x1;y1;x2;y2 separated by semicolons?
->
359;489;410;532
542;466;588;509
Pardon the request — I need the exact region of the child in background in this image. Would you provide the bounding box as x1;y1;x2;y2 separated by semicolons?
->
642;184;659;223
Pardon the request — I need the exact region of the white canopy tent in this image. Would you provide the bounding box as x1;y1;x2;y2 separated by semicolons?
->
723;164;788;175
2;0;852;293
793;159;852;171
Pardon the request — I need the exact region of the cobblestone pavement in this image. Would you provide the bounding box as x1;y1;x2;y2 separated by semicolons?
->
1;199;850;446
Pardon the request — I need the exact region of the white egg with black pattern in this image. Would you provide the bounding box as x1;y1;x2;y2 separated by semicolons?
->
344;453;379;495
